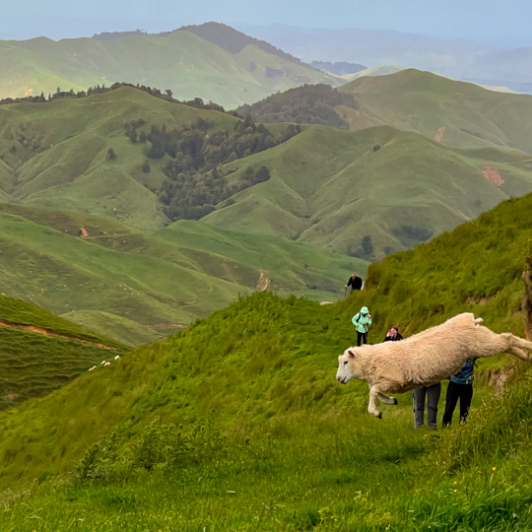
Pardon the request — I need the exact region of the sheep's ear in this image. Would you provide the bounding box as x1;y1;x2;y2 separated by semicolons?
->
348;350;356;359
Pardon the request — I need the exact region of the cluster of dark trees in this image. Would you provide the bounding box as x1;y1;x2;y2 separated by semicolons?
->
160;165;271;220
0;82;225;113
125;115;294;221
236;84;358;129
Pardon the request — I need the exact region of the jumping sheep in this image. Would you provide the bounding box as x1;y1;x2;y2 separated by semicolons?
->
336;313;532;418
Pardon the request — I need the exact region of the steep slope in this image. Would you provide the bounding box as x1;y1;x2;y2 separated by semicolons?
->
0;294;126;411
340;69;532;153
2;193;532;529
204;125;532;259
0;24;339;108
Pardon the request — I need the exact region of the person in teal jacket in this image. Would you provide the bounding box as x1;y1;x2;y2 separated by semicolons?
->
352;306;372;346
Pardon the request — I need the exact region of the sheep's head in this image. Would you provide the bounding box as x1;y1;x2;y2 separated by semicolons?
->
336;348;360;384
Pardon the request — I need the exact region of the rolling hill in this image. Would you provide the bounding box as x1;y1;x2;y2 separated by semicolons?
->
339;69;532;152
202;124;532;258
1;83;531;264
0;204;364;345
240;69;532;153
1;192;532;529
0;23;339;108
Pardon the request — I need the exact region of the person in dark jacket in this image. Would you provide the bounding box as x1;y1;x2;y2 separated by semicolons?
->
346;273;363;293
442;358;477;427
383;326;403;342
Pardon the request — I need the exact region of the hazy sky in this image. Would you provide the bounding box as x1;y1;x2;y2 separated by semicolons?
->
2;0;531;46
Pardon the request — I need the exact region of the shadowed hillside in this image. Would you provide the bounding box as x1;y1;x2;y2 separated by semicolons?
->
1;193;532;529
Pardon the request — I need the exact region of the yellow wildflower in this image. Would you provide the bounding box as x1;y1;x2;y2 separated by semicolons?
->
492;467;497;471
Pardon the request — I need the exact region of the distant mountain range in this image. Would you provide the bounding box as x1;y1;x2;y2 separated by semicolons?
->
240;24;532;94
0;22;339;108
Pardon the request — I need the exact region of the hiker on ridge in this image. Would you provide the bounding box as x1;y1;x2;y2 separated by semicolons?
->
346;273;363;294
352;306;372;346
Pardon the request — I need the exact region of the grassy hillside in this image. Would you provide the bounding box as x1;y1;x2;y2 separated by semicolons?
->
340;69;532;153
0;86;237;228
0;294;126;411
205;124;532;259
1;193;532;529
240;69;532;153
1;84;530;264
0;205;363;345
0;24;339;108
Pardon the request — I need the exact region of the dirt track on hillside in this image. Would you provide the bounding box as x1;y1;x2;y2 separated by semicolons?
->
0;319;115;350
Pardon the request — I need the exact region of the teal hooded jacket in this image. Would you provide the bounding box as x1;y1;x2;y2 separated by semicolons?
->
352;307;372;333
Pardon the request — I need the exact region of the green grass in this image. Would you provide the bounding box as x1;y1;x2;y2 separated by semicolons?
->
205;124;532;259
1;84;531;265
340;69;532;153
1;193;532;529
0;206;362;345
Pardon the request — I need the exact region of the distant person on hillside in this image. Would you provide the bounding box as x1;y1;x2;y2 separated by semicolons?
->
352;306;372;346
346;273;363;294
383;325;403;342
442;358;477;427
413;383;441;430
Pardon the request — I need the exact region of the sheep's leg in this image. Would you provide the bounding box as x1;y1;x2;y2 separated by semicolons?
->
368;386;383;419
508;334;532;358
474;328;532;361
492;332;532;361
377;392;398;406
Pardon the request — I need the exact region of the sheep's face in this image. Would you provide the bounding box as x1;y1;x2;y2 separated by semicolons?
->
336;349;359;384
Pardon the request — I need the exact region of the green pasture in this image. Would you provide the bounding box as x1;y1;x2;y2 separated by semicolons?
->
206;124;532;259
0;206;362;345
340;69;532;153
1;193;532;529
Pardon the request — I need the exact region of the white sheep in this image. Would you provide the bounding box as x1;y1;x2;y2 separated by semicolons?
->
114;355;120;361
101;360;108;365
103;361;111;367
336;312;532;418
88;366;97;372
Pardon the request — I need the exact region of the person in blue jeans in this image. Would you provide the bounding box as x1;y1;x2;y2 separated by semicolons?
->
442;358;477;427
